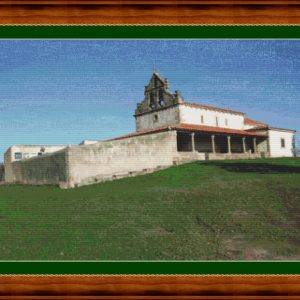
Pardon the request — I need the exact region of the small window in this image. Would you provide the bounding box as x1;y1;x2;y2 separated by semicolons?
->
281;138;285;148
225;118;228;126
201;115;204;124
216;117;219;127
153;114;158;122
14;152;22;160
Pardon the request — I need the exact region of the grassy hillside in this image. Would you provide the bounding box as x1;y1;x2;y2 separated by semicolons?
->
0;158;300;260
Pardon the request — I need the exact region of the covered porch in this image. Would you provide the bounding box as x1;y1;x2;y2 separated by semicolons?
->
176;130;269;160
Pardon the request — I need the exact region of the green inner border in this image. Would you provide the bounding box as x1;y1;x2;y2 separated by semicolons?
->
0;25;299;274
0;25;299;38
0;262;300;274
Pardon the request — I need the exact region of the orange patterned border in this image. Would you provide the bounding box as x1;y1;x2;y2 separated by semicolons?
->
0;274;300;299
0;0;300;24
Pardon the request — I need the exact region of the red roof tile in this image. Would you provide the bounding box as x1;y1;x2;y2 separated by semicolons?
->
107;126;170;141
107;123;267;142
244;118;267;126
175;124;266;136
246;125;269;131
246;125;296;133
252;126;296;133
268;126;296;133
135;101;245;117
181;102;245;116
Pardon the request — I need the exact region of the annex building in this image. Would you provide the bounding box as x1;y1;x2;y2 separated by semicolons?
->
4;72;297;188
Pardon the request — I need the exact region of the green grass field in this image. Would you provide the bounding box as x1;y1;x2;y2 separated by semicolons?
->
0;158;300;260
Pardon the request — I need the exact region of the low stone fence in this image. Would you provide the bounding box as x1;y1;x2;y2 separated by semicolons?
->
9;149;68;186
174;152;206;165
174;151;265;164
208;152;263;160
4;131;178;188
66;131;178;188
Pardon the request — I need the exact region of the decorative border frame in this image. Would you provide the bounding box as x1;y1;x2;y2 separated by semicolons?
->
0;0;300;25
2;274;300;299
1;1;300;298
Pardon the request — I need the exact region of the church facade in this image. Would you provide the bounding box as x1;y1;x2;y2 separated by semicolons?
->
4;72;297;188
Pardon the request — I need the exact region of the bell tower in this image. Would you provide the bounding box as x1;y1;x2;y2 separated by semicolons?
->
135;71;184;116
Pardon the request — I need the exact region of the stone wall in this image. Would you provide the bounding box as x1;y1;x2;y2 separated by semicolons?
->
209;153;262;160
173;152;206;164
4;131;178;188
4;145;67;183
9;149;68;185
3;129;274;189
4;148;13;183
173;151;262;164
135;106;180;131
67;131;178;188
0;163;4;182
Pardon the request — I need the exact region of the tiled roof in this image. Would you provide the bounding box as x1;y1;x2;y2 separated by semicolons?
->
135;101;245;117
244;118;267;126
246;125;269;131
268;126;296;133
108;123;267;142
246;125;296;133
181;102;245;116
175;123;266;136
107;126;170;141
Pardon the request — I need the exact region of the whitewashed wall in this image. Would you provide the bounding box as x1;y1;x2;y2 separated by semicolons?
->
268;129;295;157
179;105;245;130
244;124;256;130
7;145;67;162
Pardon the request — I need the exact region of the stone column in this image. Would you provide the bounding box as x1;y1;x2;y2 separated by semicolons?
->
211;135;216;153
242;137;246;153
253;137;257;154
227;136;231;154
191;132;195;152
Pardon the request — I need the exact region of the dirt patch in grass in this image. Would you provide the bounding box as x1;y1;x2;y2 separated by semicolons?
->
223;237;271;260
276;186;300;231
222;235;245;259
278;187;300;226
243;247;270;260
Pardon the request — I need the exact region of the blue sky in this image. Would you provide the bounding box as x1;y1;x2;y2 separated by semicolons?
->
0;40;299;161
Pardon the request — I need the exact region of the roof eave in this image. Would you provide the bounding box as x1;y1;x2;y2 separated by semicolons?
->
268;126;297;133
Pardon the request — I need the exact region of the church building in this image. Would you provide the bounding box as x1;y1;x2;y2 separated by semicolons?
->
133;71;296;159
4;72;297;188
